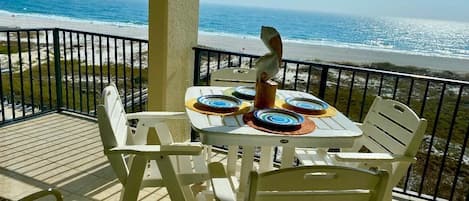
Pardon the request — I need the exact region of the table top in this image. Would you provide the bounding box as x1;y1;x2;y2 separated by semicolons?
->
185;86;362;147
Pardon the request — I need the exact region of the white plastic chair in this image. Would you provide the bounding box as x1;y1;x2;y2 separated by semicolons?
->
295;96;427;200
97;84;208;201
207;162;389;201
210;68;256;87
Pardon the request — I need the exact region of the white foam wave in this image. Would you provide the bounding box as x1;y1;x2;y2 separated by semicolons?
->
199;31;258;40
291;38;469;60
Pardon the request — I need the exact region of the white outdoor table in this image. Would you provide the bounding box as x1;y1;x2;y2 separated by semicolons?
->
185;86;362;198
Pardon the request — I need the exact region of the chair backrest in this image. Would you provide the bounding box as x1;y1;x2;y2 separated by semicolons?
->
359;96;427;157
245;165;389;201
357;96;427;187
210;68;256;87
97;83;131;184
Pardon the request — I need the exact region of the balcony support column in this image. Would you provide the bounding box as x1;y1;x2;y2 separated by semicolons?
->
148;0;199;142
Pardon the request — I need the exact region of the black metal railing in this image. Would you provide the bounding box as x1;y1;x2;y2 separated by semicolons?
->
0;28;56;123
193;47;469;201
0;28;148;125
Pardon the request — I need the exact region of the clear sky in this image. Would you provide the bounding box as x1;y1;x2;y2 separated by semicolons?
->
200;0;469;22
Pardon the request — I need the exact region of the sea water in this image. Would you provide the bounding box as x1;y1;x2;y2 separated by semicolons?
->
0;1;468;60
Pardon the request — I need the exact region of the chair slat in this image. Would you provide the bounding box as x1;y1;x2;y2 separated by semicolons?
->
257;166;381;191
365;112;413;145
368;99;420;131
362;123;406;155
238;165;389;201
210;68;256;87
255;192;371;201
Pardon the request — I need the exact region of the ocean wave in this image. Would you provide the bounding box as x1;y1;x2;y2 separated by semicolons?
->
198;31;258;40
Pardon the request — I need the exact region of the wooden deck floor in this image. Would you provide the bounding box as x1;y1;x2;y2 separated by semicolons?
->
0;112;424;201
0;112;190;201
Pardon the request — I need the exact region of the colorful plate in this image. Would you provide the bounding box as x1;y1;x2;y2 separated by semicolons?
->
253;108;304;128
196;95;242;110
233;86;256;100
285;97;328;113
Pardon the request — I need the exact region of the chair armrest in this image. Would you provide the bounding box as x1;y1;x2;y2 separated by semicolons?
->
126;112;186;120
334;152;416;163
208;162;237;201
161;142;204;154
19;188;63;201
106;143;203;157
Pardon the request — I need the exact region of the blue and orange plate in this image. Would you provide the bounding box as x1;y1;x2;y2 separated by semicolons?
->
284;97;328;115
253;108;304;129
196;95;242;112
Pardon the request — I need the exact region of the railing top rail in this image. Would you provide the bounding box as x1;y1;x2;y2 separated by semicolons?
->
194;46;469;85
57;28;148;42
0;27;148;42
0;28;55;32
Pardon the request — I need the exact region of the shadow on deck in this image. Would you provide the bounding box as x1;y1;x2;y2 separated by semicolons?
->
0;112;172;200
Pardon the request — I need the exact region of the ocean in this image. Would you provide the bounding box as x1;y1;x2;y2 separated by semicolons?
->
0;1;468;60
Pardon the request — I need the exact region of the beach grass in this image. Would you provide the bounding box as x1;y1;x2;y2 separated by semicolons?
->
0;59;147;111
0;41;37;54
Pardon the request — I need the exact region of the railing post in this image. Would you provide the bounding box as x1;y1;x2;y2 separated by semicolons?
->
193;48;201;86
53;28;63;112
318;66;329;99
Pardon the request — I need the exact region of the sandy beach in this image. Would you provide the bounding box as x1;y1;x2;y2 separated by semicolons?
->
200;34;469;73
1;11;469;73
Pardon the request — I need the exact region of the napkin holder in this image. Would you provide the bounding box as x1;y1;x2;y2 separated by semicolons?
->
254;80;277;109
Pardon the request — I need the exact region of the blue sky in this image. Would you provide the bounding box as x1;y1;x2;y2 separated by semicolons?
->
200;0;469;22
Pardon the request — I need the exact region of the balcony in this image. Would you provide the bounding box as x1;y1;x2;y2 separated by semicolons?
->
0;28;468;201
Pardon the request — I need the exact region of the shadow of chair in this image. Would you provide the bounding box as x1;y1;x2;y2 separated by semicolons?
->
295;96;427;201
18;188;62;201
97;83;208;201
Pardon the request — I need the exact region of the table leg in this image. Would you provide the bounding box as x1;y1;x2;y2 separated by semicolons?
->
238;146;255;195
226;145;238;177
280;146;295;169
259;146;274;172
